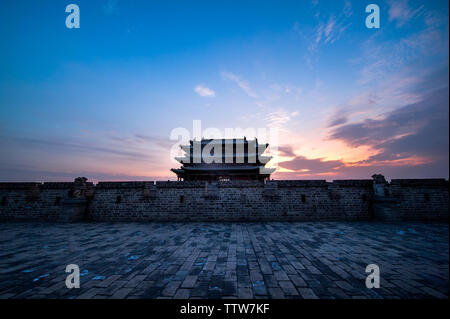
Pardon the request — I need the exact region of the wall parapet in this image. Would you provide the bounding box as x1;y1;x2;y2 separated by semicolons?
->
277;180;328;187
96;181;153;189
218;181;264;188
41;182;77;189
0;183;42;190
156;181;205;188
332;180;373;187
390;179;448;187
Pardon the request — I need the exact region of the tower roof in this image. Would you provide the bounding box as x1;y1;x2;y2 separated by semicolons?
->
171;138;274;181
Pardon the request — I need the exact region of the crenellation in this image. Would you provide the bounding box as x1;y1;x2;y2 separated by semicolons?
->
96;181;151;189
156;181;204;188
0;182;42;189
332;180;373;187
41;182;76;189
390;178;448;187
277;180;328;187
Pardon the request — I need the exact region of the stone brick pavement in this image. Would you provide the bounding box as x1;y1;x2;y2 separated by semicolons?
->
0;222;448;299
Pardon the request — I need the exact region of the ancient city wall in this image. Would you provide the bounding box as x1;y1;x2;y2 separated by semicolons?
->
0;177;448;222
87;180;373;222
0;182;75;221
388;179;449;221
0;179;93;222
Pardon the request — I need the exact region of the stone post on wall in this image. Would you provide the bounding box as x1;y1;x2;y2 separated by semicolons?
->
59;177;92;222
371;174;399;221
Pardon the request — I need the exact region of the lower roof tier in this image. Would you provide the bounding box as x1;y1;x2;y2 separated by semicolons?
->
171;166;275;175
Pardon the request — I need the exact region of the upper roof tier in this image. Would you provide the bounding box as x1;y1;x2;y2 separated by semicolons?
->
190;137;258;144
180;138;269;152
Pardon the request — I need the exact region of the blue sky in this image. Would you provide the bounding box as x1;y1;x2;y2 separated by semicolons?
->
0;0;448;182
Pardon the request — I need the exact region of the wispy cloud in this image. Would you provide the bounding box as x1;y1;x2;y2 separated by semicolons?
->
294;1;352;68
0;131;176;182
387;0;424;27
352;10;448;112
1;135;151;160
266;109;293;128
343;0;353;18
0;167;164;183
103;0;119;16
319;14;350;45
221;71;258;98
194;84;215;98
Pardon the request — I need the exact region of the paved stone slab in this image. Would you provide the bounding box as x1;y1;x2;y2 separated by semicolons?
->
0;222;448;299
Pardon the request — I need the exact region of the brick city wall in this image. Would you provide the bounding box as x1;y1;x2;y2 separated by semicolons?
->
0;182;76;221
0;176;448;222
87;180;373;222
387;179;449;221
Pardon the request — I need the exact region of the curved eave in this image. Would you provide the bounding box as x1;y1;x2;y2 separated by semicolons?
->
182;166;261;171
260;167;276;174
180;143;269;151
177;154;272;161
259;156;272;163
175;157;188;163
171;167;275;176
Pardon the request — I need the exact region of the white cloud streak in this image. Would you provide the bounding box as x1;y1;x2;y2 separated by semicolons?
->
194;84;215;98
221;71;258;98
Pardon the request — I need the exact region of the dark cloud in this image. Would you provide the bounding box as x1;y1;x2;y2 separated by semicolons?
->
278;85;449;180
327;115;348;127
329;87;449;162
280;156;344;175
276;155;448;181
410;63;450;95
277;145;296;157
